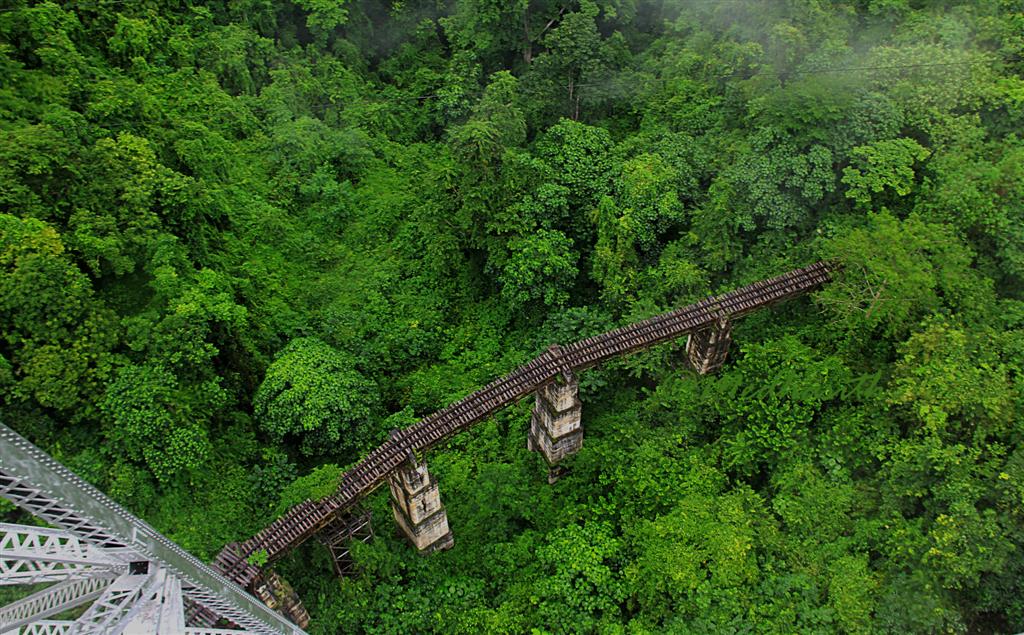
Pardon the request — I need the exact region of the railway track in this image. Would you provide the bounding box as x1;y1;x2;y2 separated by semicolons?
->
212;260;836;587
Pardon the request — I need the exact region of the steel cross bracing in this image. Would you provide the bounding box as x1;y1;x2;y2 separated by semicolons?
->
7;623;74;635
213;260;837;586
0;524;129;586
0;576;114;632
0;422;307;635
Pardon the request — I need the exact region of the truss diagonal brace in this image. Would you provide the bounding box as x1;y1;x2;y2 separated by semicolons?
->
121;568;187;634
73;569;159;634
0;561;119;588
0;576;114;632
3;620;76;635
0;523;128;587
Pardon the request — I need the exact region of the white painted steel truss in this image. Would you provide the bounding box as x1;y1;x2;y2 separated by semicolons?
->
0;576;114;631
0;423;305;635
0;523;129;586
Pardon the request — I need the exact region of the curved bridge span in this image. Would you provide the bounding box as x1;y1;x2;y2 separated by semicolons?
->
213;260;836;596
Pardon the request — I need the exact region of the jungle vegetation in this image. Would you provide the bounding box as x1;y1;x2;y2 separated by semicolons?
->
2;0;1023;632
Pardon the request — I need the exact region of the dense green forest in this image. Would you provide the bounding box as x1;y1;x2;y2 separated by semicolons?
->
2;0;1023;631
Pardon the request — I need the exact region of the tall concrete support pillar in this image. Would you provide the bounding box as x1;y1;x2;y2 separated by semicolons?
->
251;570;310;628
388;453;454;554
528;369;583;483
686;314;732;375
318;506;374;578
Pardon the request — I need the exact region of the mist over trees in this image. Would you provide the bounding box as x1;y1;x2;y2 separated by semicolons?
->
2;0;1023;632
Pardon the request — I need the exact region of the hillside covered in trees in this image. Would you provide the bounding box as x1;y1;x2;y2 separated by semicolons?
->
2;0;1023;632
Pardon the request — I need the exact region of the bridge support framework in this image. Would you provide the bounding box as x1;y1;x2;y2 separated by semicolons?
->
318;506;374;578
528;370;583;483
388;455;454;554
686;314;732;375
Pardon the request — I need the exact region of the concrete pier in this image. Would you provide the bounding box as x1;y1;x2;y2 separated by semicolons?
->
528;370;583;482
388;454;454;554
251;570;310;628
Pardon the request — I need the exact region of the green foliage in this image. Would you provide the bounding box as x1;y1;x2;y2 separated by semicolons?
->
889;317;1017;439
254;337;380;457
274;463;342;516
728;126;836;230
711;336;850;472
842;138;931;208
497;229;578;309
535;522;625;631
914;137;1024;286
535;118;614;214
0;214;116;415
614;153;686;251
817;209;993;337
626;484;771;627
247;548;269;567
294;0;350;43
100;363;217;482
450;71;526;171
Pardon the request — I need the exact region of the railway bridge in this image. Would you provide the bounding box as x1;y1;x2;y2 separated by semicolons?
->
211;260;836;628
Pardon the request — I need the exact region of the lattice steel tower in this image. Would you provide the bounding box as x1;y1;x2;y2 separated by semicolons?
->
0;422;306;635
